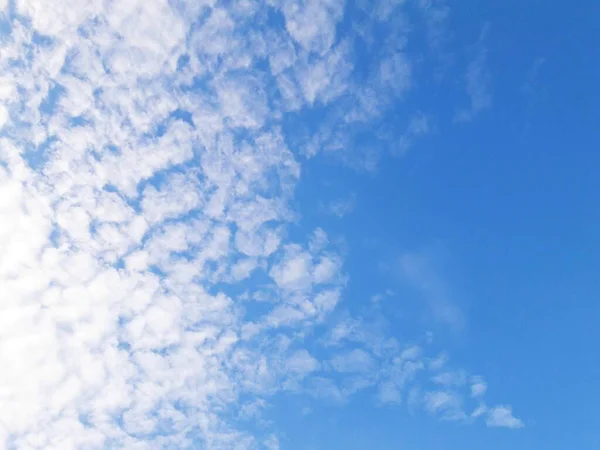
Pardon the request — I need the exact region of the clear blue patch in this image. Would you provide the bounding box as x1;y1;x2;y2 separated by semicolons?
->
78;413;93;428
39;83;66;116
113;258;125;270
21;136;57;170
49;224;61;246
69;115;93;127
31;31;54;47
0;16;12;38
149;264;168;279
176;54;190;71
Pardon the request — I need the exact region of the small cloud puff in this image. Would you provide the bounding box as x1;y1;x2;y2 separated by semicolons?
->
486;405;524;429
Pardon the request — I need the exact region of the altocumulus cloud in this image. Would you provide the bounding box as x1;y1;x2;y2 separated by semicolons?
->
0;0;521;449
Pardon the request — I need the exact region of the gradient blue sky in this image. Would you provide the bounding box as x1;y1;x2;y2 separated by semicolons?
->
0;0;598;449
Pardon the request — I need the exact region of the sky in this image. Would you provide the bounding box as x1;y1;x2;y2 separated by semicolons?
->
0;0;598;449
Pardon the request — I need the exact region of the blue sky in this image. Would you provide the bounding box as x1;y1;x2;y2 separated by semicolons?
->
0;0;598;449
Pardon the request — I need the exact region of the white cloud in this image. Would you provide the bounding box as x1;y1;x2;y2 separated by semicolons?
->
313;254;343;284
277;0;345;55
470;376;488;398
308;376;344;402
428;353;448;371
423;390;469;422
15;0;101;36
0;1;522;447
424;390;460;414
270;244;314;291
330;349;375;373
230;257;260;281
486;405;524;429
432;370;467;387
379;52;412;96
286;350;321;375
0;104;8;129
264;434;280;450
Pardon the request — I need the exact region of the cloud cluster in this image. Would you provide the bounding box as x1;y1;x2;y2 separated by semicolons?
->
0;0;520;448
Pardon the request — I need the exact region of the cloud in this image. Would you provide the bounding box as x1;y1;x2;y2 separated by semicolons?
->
393;113;431;156
398;248;465;329
322;194;357;218
470;376;488;398
330;349;376;373
264;434;281;450
521;57;545;102
455;25;492;122
370;288;395;304
277;0;345;55
0;1;522;448
424;391;462;415
286;350;321;375
486;406;524;429
428;352;448;371
417;0;453;73
432;370;468;387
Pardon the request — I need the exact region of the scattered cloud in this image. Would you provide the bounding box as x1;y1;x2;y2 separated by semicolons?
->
0;1;522;448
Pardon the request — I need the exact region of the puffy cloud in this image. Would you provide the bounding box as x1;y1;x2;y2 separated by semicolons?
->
486;405;524;429
470;376;488;398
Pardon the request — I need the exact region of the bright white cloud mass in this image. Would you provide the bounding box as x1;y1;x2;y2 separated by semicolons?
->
0;0;522;449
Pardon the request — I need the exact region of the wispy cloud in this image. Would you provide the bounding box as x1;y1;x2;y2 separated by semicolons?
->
322;194;357;218
521;57;546;103
455;25;493;122
417;0;454;74
393;113;431;156
521;56;546;132
398;248;465;329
